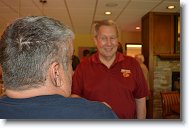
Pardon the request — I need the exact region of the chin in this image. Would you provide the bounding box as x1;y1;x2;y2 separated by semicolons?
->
103;49;116;55
104;53;115;58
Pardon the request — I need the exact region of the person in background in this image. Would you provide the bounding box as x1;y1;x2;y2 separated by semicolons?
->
72;19;149;119
90;49;97;55
80;49;90;62
135;54;151;118
117;42;123;53
72;50;80;71
0;16;117;119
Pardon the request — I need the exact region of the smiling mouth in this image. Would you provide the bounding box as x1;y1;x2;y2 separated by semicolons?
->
104;47;113;52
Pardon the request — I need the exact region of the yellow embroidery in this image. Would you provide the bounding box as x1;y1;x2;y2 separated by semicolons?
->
121;69;131;77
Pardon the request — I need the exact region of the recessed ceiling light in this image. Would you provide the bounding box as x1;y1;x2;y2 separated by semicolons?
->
136;27;140;30
105;11;112;15
167;5;175;9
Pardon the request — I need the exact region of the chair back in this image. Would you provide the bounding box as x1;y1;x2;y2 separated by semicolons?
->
160;91;180;119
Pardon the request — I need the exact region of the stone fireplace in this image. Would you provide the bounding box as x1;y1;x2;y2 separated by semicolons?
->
153;56;180;118
172;71;180;91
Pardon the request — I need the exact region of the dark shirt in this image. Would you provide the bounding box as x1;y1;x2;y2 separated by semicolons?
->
0;95;117;119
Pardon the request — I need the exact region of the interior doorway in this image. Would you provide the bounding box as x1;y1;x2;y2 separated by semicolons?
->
125;43;142;57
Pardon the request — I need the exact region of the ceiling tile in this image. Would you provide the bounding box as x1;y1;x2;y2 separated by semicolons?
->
0;0;180;35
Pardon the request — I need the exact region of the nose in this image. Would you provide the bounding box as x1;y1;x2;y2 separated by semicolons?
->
106;37;113;46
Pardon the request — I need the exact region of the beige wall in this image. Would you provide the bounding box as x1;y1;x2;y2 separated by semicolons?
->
73;34;95;56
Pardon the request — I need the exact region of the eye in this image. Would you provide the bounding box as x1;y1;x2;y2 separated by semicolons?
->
100;36;107;41
110;36;117;42
110;36;117;40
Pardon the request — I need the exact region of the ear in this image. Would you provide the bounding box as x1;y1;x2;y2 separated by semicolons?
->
49;62;61;87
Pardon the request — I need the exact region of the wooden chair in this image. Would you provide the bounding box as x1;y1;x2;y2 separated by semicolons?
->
160;91;180;119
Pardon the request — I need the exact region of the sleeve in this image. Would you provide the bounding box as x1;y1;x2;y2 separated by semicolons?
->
71;64;84;96
132;59;149;99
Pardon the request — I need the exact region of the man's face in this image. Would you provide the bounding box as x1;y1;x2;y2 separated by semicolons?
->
94;26;118;60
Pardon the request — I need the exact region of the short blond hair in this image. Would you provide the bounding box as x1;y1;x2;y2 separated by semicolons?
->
93;20;119;37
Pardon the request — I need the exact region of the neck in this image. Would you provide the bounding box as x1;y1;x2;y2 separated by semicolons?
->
99;54;116;68
5;85;64;99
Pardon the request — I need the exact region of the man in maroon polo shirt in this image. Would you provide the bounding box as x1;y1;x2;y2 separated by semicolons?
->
71;20;148;119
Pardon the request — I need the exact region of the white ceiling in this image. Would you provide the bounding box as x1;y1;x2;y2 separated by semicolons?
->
0;0;180;35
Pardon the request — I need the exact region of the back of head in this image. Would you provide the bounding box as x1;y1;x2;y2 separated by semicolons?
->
0;16;74;91
117;42;123;53
83;49;90;57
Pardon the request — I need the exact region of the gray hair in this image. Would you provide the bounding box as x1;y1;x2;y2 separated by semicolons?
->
93;20;119;37
0;16;74;90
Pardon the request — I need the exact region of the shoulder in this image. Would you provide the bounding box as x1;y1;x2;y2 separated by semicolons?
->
70;97;108;110
76;54;97;69
120;54;140;66
69;98;117;118
124;55;137;62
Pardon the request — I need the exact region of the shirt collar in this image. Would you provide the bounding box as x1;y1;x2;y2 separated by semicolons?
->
91;52;125;65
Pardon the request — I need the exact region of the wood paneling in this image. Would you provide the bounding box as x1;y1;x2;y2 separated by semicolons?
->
153;13;175;54
141;12;179;118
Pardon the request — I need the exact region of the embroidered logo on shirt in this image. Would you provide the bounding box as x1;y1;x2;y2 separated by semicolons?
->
121;69;131;77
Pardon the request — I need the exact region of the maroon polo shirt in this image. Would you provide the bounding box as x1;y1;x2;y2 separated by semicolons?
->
72;52;148;119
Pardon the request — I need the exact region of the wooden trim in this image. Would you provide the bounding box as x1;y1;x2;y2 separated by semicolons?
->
157;54;180;60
